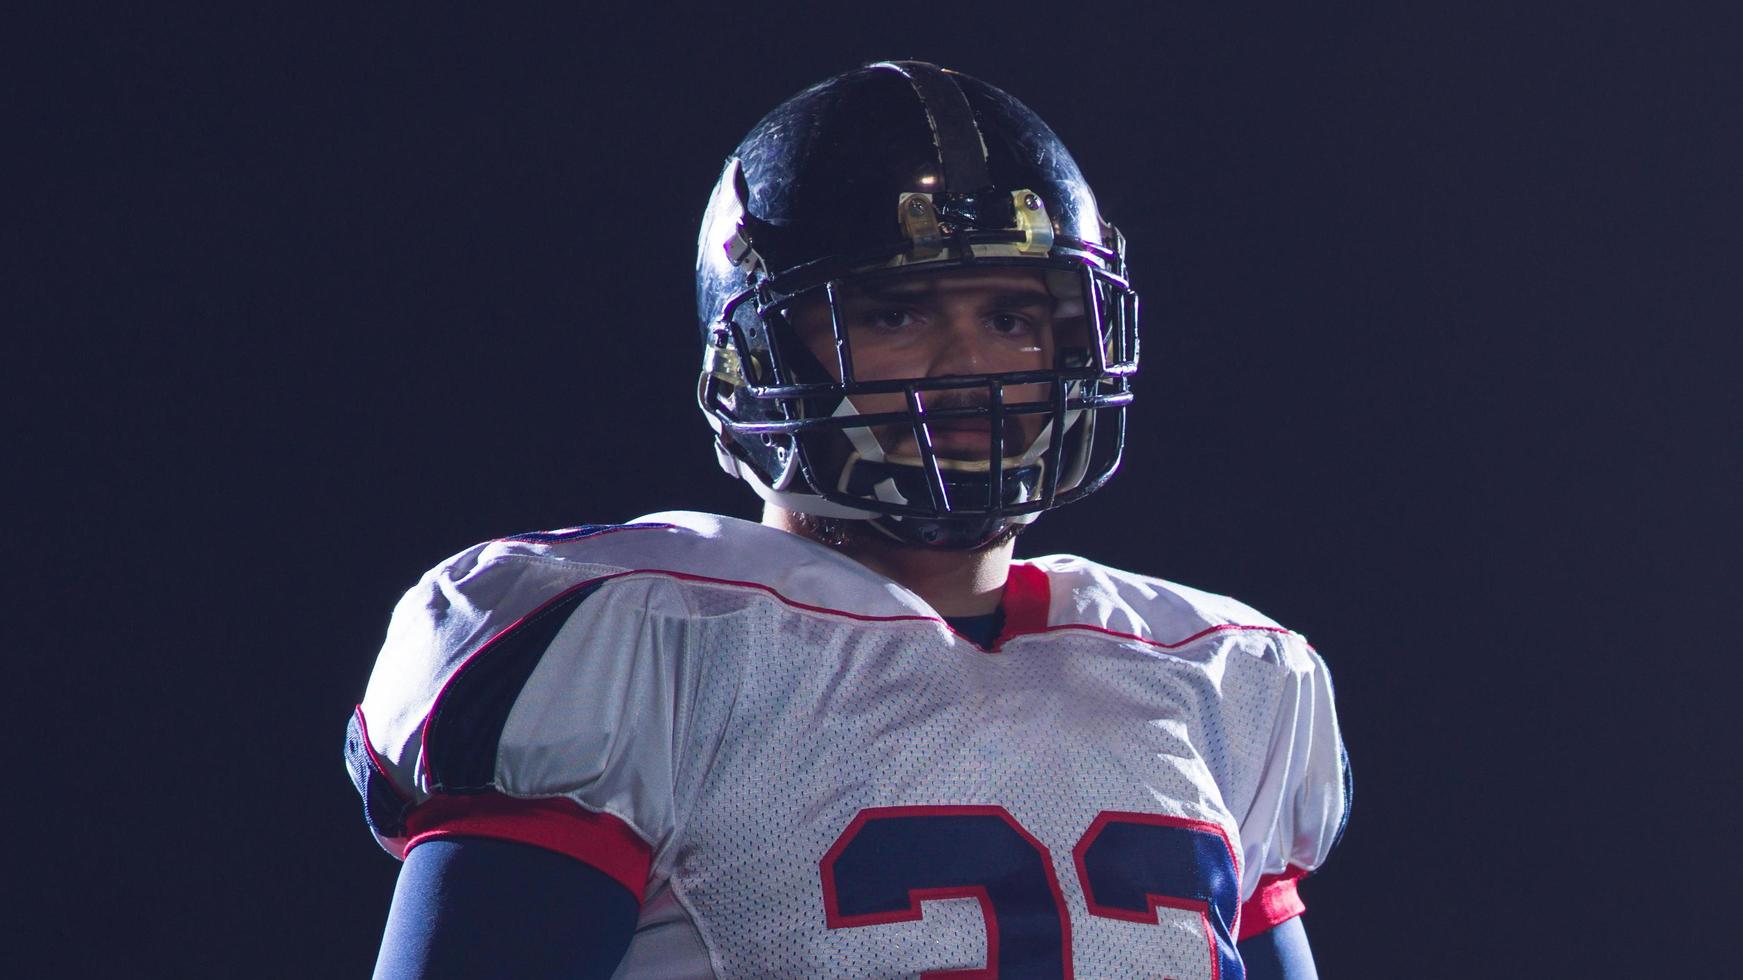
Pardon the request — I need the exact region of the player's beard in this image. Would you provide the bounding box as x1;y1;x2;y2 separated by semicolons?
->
880;387;1036;464
789;388;1044;554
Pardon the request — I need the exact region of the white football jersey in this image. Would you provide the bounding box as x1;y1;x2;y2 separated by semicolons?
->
348;511;1347;979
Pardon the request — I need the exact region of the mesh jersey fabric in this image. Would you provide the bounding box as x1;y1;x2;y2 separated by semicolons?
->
353;511;1347;979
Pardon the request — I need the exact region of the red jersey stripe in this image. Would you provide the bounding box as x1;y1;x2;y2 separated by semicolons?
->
403;793;652;902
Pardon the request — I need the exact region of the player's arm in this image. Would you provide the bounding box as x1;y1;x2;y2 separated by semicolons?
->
349;556;693;978
375;836;635;979
1236;635;1348;980
1237;917;1317;980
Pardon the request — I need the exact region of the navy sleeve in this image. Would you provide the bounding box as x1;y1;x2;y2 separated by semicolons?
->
375;837;638;979
1238;916;1318;980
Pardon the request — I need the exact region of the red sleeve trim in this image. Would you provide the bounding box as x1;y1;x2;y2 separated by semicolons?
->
403;792;652;902
1238;867;1308;941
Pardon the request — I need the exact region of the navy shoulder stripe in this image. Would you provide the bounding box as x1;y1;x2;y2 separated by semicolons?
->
344;707;412;839
499;522;673;544
423;579;610;792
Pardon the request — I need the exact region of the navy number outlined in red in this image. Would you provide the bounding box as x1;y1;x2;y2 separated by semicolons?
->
821;806;1243;980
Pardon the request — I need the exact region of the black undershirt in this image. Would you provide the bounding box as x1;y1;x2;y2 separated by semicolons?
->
944;607;1005;648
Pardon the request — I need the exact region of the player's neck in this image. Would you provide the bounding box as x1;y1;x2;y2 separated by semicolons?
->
763;505;1012;618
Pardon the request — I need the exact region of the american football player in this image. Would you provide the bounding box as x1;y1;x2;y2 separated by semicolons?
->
347;61;1348;978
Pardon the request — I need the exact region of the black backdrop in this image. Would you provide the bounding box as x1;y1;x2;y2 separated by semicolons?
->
20;3;1737;976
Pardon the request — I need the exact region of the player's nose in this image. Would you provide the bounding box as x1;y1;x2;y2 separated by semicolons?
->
924;313;992;377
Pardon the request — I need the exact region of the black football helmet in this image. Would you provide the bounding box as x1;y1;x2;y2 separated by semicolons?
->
695;61;1138;548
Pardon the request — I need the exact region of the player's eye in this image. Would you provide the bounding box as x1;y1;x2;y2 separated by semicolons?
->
861;308;919;332
987;312;1036;335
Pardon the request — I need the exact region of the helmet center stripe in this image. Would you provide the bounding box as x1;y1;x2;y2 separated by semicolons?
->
877;61;992;193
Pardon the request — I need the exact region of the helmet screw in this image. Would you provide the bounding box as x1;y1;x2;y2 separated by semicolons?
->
1023;193;1042;210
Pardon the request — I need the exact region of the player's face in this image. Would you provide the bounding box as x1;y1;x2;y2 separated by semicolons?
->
789;267;1063;461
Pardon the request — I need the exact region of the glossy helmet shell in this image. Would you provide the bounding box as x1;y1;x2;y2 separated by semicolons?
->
695;61;1138;548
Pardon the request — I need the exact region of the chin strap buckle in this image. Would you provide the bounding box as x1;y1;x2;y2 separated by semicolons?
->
712;436;742;478
724;221;765;275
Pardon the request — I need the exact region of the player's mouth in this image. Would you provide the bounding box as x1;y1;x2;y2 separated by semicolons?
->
905;419;1026;459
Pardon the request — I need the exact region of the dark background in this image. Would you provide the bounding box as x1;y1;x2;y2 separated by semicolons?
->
20;3;1737;976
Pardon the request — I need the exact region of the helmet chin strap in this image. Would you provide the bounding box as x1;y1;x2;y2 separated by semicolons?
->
706;378;1091;548
868;510;1014;550
830;393;1078;550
